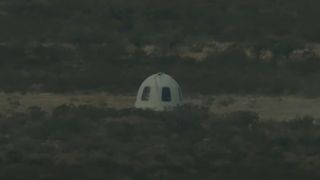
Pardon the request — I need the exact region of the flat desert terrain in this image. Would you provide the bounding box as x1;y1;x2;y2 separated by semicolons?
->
1;92;320;121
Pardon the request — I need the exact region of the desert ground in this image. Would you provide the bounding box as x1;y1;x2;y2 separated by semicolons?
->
1;92;320;121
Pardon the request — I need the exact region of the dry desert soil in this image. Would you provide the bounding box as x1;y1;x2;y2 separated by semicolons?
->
1;92;320;121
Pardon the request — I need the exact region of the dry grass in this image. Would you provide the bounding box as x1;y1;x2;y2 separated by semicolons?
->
204;95;320;121
0;92;135;114
1;92;320;121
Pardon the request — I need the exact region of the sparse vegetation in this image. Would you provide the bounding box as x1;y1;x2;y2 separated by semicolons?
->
1;1;319;179
217;96;236;107
1;0;320;96
0;105;319;179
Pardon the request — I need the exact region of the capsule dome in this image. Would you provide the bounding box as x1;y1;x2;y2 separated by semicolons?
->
135;72;183;111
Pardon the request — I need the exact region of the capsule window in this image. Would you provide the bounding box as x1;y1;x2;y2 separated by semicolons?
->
178;87;183;101
162;87;171;102
141;86;151;101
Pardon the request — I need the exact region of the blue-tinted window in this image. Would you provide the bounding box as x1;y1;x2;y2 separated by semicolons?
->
162;87;171;102
141;86;151;101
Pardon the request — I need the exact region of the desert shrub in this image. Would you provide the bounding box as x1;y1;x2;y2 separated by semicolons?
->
160;104;208;134
52;104;126;118
287;116;315;129
1;106;320;179
4;150;24;163
27;106;47;120
2;0;320;96
3;43;320;96
212;111;259;128
30;115;93;139
217;97;236;107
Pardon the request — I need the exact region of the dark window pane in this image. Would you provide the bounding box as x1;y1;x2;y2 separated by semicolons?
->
178;87;183;101
141;86;150;101
162;87;171;102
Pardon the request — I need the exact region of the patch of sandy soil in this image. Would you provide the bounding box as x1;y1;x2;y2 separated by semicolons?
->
0;92;135;114
188;95;320;121
1;92;320;121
